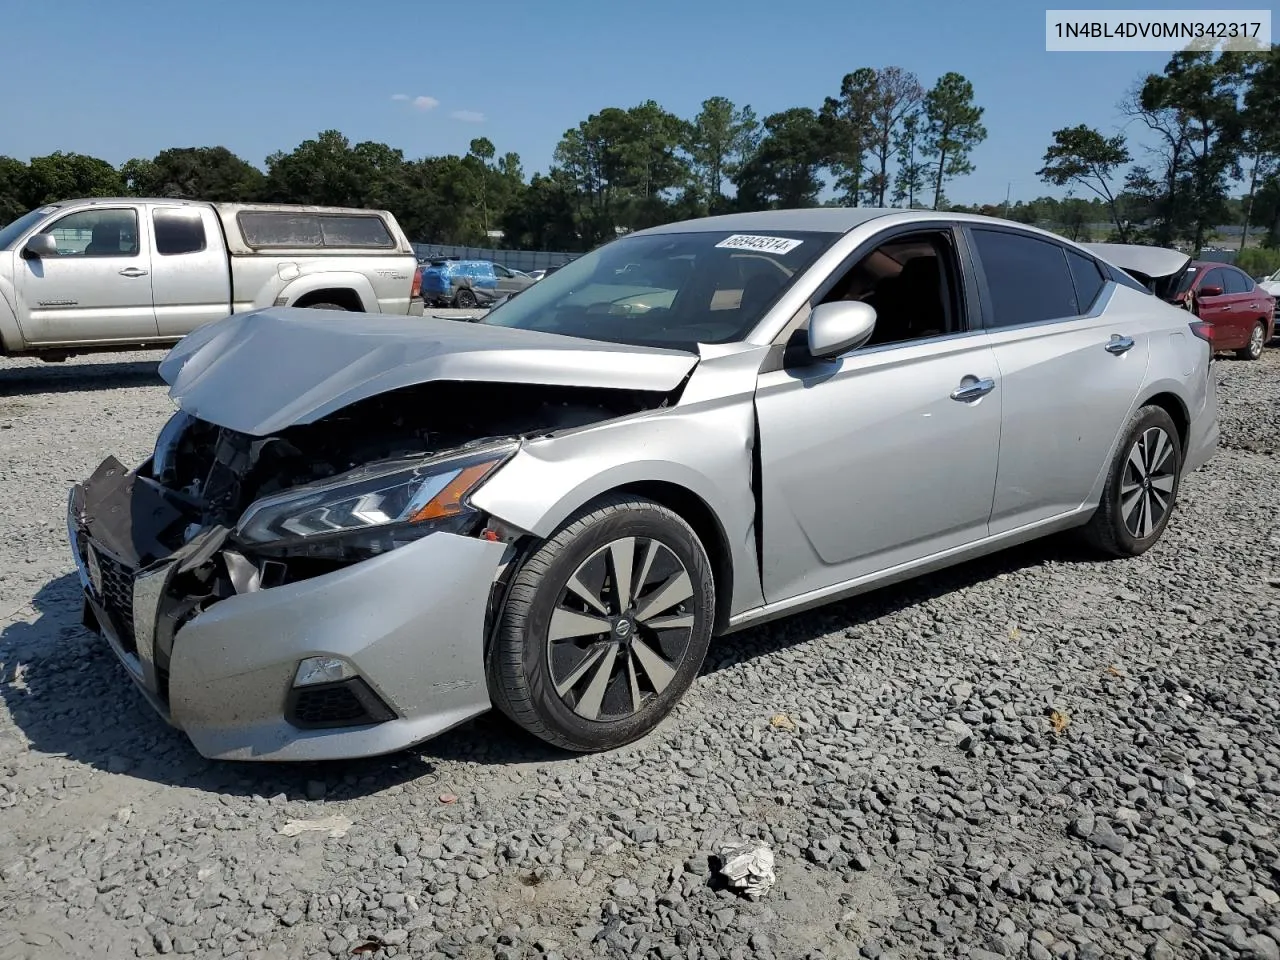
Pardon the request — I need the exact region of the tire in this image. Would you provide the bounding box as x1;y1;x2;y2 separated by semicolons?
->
1235;321;1266;360
304;302;347;312
488;495;716;752
454;288;478;309
1082;404;1182;558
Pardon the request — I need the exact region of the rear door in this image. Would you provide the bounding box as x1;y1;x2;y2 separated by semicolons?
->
1221;266;1271;346
966;226;1151;535
149;205;231;338
16;205;158;345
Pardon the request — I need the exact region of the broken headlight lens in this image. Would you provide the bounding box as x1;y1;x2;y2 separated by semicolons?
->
234;443;515;549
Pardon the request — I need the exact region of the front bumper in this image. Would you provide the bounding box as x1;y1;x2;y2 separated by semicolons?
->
67;459;509;761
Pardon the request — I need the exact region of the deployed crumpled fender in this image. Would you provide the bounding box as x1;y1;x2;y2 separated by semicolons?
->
157;307;700;436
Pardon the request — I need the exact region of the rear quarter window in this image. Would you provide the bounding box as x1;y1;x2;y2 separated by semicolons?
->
237;212;395;249
1066;250;1106;312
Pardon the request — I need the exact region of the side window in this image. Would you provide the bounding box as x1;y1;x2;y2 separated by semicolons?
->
1198;268;1227;295
970;228;1077;327
816;230;963;347
40;209;139;258
152;208;207;256
494;264;511;278
1223;268;1252;295
1066;250;1106;312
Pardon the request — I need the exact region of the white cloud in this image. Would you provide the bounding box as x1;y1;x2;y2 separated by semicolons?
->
450;110;486;123
391;94;439;111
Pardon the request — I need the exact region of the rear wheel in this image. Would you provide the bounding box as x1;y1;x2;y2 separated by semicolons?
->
304;302;347;312
489;495;715;752
1083;405;1182;558
1235;321;1266;360
455;288;478;309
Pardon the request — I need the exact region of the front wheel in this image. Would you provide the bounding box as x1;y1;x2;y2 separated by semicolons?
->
488;495;715;752
1082;405;1182;558
1235;321;1266;360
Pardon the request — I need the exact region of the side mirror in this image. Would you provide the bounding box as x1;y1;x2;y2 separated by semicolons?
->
23;234;57;258
1199;284;1223;298
806;300;878;360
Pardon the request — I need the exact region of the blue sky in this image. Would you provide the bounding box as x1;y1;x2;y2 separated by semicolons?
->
0;0;1251;205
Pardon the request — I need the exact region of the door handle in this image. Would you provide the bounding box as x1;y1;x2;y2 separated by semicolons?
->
950;376;995;402
118;267;149;278
1105;334;1135;355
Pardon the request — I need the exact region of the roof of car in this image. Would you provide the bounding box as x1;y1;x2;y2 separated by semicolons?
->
630;207;900;236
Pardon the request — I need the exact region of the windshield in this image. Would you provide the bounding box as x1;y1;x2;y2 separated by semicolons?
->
0;208;53;252
479;230;836;348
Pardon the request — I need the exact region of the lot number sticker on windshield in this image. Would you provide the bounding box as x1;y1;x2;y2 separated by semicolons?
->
715;234;804;255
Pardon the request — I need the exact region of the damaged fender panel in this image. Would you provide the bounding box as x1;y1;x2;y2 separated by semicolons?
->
471;396;765;621
167;532;509;761
157;308;700;436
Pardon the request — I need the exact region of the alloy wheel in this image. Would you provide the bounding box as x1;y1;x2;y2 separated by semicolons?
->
545;536;696;722
1249;323;1265;358
1120;426;1177;539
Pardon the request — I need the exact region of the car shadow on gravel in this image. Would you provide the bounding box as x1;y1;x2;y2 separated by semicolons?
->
0;359;163;396
3;535;1104;797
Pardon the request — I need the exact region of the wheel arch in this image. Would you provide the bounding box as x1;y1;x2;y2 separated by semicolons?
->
1139;390;1190;453
607;480;736;636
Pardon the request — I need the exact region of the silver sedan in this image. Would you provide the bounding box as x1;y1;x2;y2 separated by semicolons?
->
67;209;1218;760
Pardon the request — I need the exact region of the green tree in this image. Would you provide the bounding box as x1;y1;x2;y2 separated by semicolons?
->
121;146;265;201
1137;52;1245;253
0;156;27;224
733;107;829;210
865;67;924;207
891;112;926;207
1238;45;1280;248
684;96;759;213
820;68;876;205
1036;125;1132;241
922;72;987;210
24;152;123;205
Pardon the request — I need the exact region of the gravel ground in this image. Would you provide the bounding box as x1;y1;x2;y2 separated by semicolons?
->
1;346;1278;960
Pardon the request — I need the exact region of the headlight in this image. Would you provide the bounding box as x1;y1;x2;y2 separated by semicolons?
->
234;443;515;552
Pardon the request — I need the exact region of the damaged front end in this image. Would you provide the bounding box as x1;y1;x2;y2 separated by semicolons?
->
68;379;672;743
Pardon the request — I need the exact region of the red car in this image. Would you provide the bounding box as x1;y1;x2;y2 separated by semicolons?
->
1087;244;1276;360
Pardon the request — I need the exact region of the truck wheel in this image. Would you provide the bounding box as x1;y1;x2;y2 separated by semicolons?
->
455;289;478;309
305;302;348;312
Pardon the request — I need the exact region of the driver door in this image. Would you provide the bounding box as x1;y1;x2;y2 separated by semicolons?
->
17;205;158;345
754;225;1002;604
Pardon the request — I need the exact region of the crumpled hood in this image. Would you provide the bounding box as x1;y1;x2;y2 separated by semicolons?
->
158;307;699;436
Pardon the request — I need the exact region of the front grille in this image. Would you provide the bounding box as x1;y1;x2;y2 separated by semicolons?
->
286;678;396;729
95;550;137;653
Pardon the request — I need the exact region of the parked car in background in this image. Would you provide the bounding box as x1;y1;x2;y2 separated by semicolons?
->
1257;267;1280;297
1086;243;1275;359
69;208;1217;761
421;259;535;307
0;199;423;361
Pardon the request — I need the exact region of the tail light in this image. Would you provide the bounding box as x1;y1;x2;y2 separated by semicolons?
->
410;266;423;300
1188;320;1212;344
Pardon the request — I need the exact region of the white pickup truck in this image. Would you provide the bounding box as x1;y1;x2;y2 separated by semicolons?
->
0;198;424;361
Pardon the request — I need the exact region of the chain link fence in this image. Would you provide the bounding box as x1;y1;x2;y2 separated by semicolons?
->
412;243;579;273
